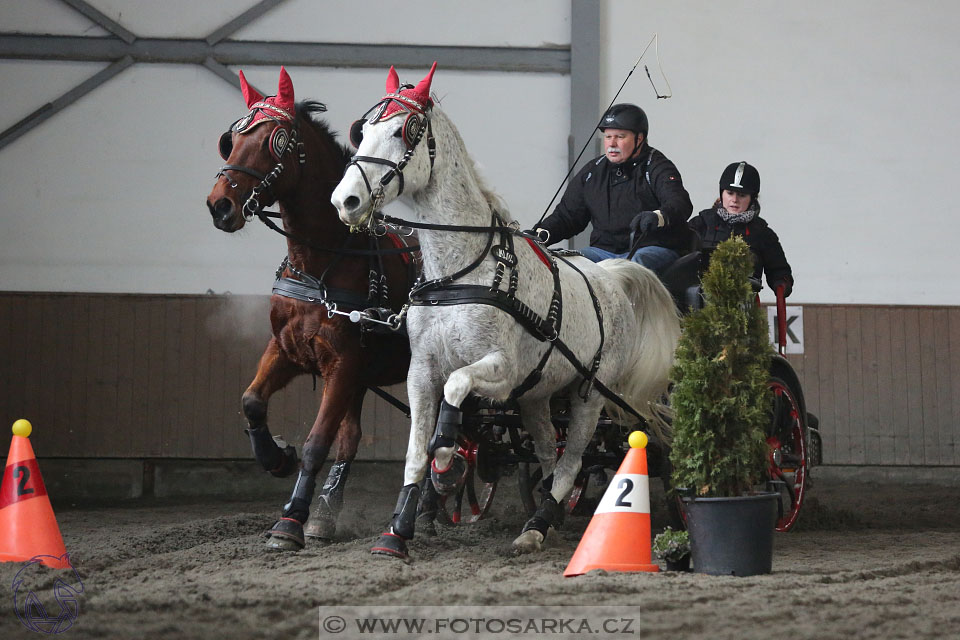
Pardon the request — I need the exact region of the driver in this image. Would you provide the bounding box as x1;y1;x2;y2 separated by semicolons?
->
535;103;693;275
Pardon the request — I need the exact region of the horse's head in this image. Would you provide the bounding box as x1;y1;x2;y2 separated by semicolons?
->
331;62;438;227
206;67;304;232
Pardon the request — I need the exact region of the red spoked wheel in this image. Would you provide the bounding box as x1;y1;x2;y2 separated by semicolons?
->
438;441;497;524
517;462;592;517
767;376;808;531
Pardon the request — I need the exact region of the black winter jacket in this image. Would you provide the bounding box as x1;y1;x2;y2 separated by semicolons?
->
689;206;794;294
539;144;694;254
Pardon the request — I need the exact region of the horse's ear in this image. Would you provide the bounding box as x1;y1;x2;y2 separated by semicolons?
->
276;66;295;111
412;61;438;101
385;66;399;94
239;70;263;108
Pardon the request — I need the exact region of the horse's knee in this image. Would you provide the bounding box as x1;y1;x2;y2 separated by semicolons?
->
242;391;267;425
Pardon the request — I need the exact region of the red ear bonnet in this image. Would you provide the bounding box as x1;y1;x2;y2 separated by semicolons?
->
235;67;296;131
379;61;437;120
385;66;400;95
239;70;263;108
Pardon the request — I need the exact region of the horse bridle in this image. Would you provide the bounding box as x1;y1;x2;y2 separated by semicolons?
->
345;90;437;228
216;103;306;221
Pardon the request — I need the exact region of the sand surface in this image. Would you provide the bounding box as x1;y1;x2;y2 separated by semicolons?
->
2;462;959;640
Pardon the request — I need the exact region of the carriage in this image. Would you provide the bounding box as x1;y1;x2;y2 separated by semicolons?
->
207;64;821;559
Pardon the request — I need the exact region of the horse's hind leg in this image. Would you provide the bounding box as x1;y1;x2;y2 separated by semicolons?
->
243;339;300;478
513;395;601;554
304;388;365;541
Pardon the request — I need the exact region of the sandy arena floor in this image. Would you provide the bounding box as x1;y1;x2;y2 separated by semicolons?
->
2;462;959;640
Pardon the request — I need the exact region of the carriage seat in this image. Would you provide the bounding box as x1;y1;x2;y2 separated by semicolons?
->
659;252;703;314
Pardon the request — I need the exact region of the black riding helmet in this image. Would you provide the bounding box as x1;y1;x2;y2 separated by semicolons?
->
599;103;648;136
719;161;760;197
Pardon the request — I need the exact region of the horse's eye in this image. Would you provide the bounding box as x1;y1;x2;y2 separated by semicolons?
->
393;128;403;138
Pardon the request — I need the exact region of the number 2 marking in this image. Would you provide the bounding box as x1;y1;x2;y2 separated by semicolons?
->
15;466;34;496
615;478;634;507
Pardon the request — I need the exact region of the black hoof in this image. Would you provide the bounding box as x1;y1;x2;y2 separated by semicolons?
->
269;445;299;478
430;453;467;495
371;532;409;559
265;517;305;551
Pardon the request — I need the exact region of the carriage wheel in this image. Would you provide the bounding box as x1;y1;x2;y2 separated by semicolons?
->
438;443;497;524
767;376;809;532
517;463;589;517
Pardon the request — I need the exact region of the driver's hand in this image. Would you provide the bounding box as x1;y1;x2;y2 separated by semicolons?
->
630;211;662;235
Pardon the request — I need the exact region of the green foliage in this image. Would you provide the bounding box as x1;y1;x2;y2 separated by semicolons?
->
652;527;690;562
669;237;773;497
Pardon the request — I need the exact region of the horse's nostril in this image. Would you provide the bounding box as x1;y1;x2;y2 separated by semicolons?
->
344;195;360;211
209;197;233;217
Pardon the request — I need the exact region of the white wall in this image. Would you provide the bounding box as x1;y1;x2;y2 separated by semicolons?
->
602;0;959;305
0;0;569;295
2;0;959;305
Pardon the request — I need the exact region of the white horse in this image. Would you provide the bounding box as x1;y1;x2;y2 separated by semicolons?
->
331;63;680;559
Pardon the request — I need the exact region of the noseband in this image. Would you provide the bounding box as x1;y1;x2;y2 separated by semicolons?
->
345;92;436;227
216;103;306;220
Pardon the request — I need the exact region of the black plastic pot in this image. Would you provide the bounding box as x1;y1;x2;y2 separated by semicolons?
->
682;492;777;577
664;555;691;572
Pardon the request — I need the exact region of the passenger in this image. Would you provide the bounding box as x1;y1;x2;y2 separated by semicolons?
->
689;161;794;296
535;103;694;275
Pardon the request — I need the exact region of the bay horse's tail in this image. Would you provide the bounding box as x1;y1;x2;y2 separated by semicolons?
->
598;259;681;443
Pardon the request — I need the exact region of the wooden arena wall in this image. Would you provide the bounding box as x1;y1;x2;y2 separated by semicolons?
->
0;292;958;466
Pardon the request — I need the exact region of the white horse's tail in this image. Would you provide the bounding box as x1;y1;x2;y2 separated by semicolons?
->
598;259;681;443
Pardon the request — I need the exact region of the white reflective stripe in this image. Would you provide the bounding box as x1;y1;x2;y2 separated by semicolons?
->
654;210;664;227
594;473;650;514
730;162;746;188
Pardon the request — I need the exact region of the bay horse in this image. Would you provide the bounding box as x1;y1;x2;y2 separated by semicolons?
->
206;67;415;550
331;63;680;559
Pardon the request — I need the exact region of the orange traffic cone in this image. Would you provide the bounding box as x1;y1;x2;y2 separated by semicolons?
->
0;419;71;569
564;431;658;576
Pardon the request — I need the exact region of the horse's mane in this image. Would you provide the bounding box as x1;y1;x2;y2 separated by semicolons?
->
431;108;514;225
295;100;353;169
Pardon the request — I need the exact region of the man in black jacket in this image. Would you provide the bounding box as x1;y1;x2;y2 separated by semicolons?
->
536;103;693;275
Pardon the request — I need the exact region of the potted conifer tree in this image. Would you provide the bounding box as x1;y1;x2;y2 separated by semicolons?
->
668;236;777;576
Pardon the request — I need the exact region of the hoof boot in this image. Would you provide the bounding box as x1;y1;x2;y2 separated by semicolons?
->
265;517;305;551
269;445;299;478
371;532;409;560
430;453;467;496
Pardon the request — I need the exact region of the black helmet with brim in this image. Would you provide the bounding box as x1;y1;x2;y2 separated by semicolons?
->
599;103;648;136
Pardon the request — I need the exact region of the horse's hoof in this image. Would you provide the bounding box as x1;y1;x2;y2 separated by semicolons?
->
304;503;337;540
511;529;545;555
415;513;438;537
269;444;299;478
264;517;305;551
371;532;409;560
430;453;467;496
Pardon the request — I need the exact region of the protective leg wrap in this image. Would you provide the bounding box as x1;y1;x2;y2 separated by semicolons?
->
305;461;351;540
521;494;561;538
246;426;298;478
428;399;461;454
371;483;421;559
281;470;316;523
415;478;440;535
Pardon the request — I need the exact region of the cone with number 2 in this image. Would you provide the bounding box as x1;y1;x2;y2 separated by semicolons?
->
564;431;658;576
0;420;70;569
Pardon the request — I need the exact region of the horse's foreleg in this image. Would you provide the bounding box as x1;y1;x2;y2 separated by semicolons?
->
513;396;601;555
266;367;357;551
304;388;365;541
243;339;300;478
429;352;515;491
372;371;439;560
